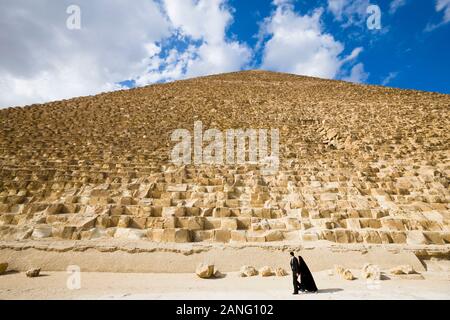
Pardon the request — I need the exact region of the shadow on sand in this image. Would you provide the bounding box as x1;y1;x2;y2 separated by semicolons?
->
317;288;344;294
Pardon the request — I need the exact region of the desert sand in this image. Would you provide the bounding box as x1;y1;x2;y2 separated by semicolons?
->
0;269;449;300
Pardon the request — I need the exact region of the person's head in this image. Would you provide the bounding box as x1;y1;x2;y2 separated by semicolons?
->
290;252;295;257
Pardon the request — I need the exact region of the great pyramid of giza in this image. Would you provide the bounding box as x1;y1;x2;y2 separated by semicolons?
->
0;70;449;269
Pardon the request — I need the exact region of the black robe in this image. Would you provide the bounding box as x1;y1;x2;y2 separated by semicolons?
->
298;256;318;292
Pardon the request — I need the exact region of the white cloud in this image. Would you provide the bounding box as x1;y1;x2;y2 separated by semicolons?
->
425;0;450;31
0;0;171;108
260;0;365;80
0;0;251;108
389;0;407;14
381;71;398;85
327;0;371;27
132;0;252;86
436;0;450;23
342;63;369;83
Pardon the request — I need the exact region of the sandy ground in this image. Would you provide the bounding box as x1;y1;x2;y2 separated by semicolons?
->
0;269;449;300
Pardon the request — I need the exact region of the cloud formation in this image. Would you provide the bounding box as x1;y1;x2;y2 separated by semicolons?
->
260;0;365;80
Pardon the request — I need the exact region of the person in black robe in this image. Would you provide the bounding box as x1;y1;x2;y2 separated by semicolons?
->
297;256;318;293
289;252;301;294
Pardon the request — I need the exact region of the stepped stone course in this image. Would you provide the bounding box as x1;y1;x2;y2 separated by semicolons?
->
0;71;449;250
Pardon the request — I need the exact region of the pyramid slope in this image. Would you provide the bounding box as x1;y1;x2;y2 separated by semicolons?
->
0;70;449;248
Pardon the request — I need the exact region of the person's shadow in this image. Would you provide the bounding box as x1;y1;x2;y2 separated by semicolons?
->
317;288;343;294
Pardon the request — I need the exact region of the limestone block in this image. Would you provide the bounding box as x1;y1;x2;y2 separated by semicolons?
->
52;225;76;239
259;266;274;277
167;184;188;192
185;207;200;216
284;218;302;230
162;206;185;217
246;232;266;243
192;230;214;242
0;214;14;226
230;230;247;242
361;264;380;280
390;231;407;244
152;228;191;242
0;262;8;274
301;231;319;242
265;230;284;242
214;230;231;243
344;219;361;229
110;206;124;216
114;228;147;240
176;217;204;231
96;215;112;228
221;218;238;230
212;207;231;218
204;218;222;230
239;265;258;277
362;230;382;244
196;263;214;279
321;230;336;242
275;267;288;277
117;216;131;228
80;228;107;240
31;225;52;239
253;208;271;218
129;217;147;229
236;217;251;230
268;220;286;230
44;204;63;215
380;218;405;231
26;268;41;278
423;231;444;245
406;231;429;245
390;265;415;275
378;231;393;244
334;229;349;243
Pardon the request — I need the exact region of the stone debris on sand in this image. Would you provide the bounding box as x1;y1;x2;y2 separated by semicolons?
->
0;71;447;250
239;265;258;277
195;263;215;279
25;268;41;278
390;265;416;275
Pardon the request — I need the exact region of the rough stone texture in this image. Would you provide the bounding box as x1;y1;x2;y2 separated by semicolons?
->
195;263;215;279
390;265;416;275
275;267;288;277
361;263;381;280
239;265;258;277
0;70;448;249
0;262;7;274
259;266;274;277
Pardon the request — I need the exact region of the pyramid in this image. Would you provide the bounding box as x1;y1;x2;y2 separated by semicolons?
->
0;70;449;247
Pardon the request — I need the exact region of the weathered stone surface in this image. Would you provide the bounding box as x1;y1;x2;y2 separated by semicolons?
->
361;263;381;280
26;268;41;278
275;267;288;277
259;266;274;277
196;263;215;279
31;225;52;239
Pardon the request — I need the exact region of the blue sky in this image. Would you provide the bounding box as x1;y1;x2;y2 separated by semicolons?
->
1;0;449;108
